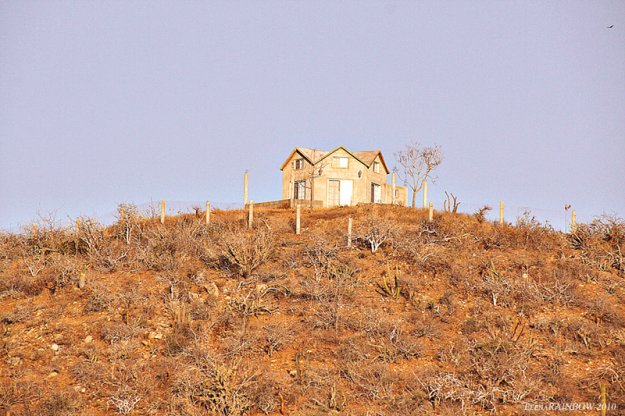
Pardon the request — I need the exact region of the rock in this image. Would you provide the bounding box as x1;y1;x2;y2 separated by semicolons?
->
154;333;163;340
78;272;86;289
51;343;60;352
7;357;20;366
289;370;298;377
48;371;59;378
203;282;220;298
84;335;93;344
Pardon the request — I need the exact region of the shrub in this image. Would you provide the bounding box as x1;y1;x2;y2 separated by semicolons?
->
356;211;398;253
219;221;274;277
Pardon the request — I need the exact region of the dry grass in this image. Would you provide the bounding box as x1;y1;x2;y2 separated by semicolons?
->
0;204;624;415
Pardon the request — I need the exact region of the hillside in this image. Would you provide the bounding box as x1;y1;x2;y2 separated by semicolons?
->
1;204;624;415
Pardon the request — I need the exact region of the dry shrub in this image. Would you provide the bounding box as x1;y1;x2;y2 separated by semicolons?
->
570;215;625;276
0;379;40;413
75;217;128;271
135;225;180;272
355;210;398;253
171;348;260;416
219;221;274;277
261;322;295;357
34;389;80;416
514;209;560;250
0;273;48;298
341;361;396;401
83;281;115;313
111;203;144;245
0;232;28;262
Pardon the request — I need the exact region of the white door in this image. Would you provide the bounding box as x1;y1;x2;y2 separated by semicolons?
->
339;180;353;206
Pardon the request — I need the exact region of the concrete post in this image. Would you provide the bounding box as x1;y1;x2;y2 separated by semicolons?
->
499;200;504;225
347;217;353;247
289;171;295;200
295;203;301;235
244;170;249;205
422;180;428;208
248;200;254;228
205;201;211;225
571;210;577;233
429;202;434;222
391;173;396;204
160;200;166;224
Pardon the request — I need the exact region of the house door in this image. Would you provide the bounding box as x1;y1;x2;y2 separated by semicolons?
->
371;183;381;203
328;180;340;207
339;180;353;206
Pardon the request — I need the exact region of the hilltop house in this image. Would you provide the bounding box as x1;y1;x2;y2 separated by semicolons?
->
280;146;407;207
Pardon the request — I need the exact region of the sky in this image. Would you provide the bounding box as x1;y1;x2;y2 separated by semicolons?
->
1;1;624;231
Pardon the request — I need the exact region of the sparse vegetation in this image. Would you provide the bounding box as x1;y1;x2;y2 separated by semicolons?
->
1;204;624;415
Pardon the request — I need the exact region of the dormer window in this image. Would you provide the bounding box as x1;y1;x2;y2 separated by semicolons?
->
294;158;305;170
373;161;380;173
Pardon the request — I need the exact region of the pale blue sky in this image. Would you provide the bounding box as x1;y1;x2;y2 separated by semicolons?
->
1;1;624;230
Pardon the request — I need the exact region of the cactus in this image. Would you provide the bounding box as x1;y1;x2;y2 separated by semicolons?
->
443;191;460;213
378;264;401;299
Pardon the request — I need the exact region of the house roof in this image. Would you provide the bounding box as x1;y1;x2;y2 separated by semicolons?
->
280;146;389;173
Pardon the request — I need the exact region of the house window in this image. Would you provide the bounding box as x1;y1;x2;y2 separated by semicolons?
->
333;157;348;168
371;183;382;203
373;161;380;173
294;180;306;200
294;158;305;170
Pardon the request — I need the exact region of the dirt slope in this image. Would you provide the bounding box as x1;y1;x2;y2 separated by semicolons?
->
1;205;624;415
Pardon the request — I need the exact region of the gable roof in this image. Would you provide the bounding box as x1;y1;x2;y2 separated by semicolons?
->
280;146;389;173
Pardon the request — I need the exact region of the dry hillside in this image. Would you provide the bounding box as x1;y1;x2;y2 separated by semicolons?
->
1;204;624;415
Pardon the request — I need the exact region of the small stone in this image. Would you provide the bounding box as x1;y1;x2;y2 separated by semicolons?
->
203;282;220;298
51;343;60;352
48;371;59;378
84;335;93;344
153;333;163;340
78;272;86;289
289;370;298;377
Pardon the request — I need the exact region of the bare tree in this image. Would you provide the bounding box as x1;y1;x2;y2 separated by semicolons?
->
394;142;443;208
302;150;328;208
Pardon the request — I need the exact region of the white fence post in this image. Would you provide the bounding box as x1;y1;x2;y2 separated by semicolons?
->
244;170;249;205
347;217;353;247
295;203;301;235
248;200;254;228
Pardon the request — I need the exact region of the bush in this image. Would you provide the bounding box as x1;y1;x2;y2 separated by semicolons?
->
219;221;274;277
